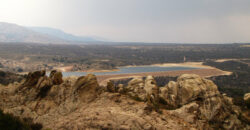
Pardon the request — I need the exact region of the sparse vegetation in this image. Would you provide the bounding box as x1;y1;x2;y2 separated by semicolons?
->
0;109;43;130
0;43;250;72
204;60;250;98
0;70;24;85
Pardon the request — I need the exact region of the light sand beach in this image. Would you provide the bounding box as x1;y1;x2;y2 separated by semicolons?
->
97;68;232;86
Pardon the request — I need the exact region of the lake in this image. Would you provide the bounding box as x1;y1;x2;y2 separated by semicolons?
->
61;66;200;77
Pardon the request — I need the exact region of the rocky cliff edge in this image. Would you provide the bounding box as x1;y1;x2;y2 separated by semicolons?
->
0;70;249;129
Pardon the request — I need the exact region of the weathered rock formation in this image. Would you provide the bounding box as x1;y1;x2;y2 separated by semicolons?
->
159;74;220;108
49;70;63;85
72;73;99;102
162;74;245;129
145;75;160;110
106;80;115;92
126;77;147;101
113;74;249;129
0;71;249;130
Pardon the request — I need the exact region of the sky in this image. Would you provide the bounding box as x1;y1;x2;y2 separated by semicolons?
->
0;0;250;43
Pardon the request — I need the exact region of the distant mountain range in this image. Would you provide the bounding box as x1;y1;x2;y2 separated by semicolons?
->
0;22;103;44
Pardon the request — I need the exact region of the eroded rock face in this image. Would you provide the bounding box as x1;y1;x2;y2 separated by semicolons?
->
160;74;220;108
49;70;63;85
21;70;46;88
0;72;249;130
117;75;160;104
160;74;247;129
126;77;147;101
145;76;160;108
0;72;195;130
1;71;100;116
73;74;99;102
116;74;248;129
159;81;178;108
106;80;115;92
36;76;53;98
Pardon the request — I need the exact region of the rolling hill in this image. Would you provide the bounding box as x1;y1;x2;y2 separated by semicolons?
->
0;22;100;44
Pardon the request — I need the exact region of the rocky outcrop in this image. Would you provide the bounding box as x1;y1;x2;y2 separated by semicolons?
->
16;70;64;99
116;76;160;105
49;70;63;85
159;81;178;108
0;72;194;130
126;77;147;101
73;74;99;102
106;80;115;92
145;76;160;109
24;70;46;87
40;92;195;130
0;72;249;130
160;74;247;129
112;74;249;129
159;74;220;108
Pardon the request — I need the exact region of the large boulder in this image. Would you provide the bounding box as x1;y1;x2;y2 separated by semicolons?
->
126;77;147;101
176;74;219;105
145;76;159;107
121;76;160;110
73;74;99;102
49;70;63;85
160;74;220;108
159;74;246;129
22;70;46;87
106;81;115;92
159;81;178;108
16;70;46;93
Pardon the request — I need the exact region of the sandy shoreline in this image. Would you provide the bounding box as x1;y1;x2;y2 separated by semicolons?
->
152;62;214;69
51;60;250;73
97;68;232;86
55;66;74;72
54;62;211;73
55;66;119;73
16;62;232;86
118;62;214;69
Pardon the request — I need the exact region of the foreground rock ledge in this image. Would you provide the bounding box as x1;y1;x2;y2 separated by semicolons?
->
0;70;249;130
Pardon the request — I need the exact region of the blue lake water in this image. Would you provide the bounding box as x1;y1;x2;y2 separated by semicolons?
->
61;66;199;77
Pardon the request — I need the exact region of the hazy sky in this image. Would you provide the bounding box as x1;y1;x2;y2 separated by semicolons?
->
0;0;250;43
